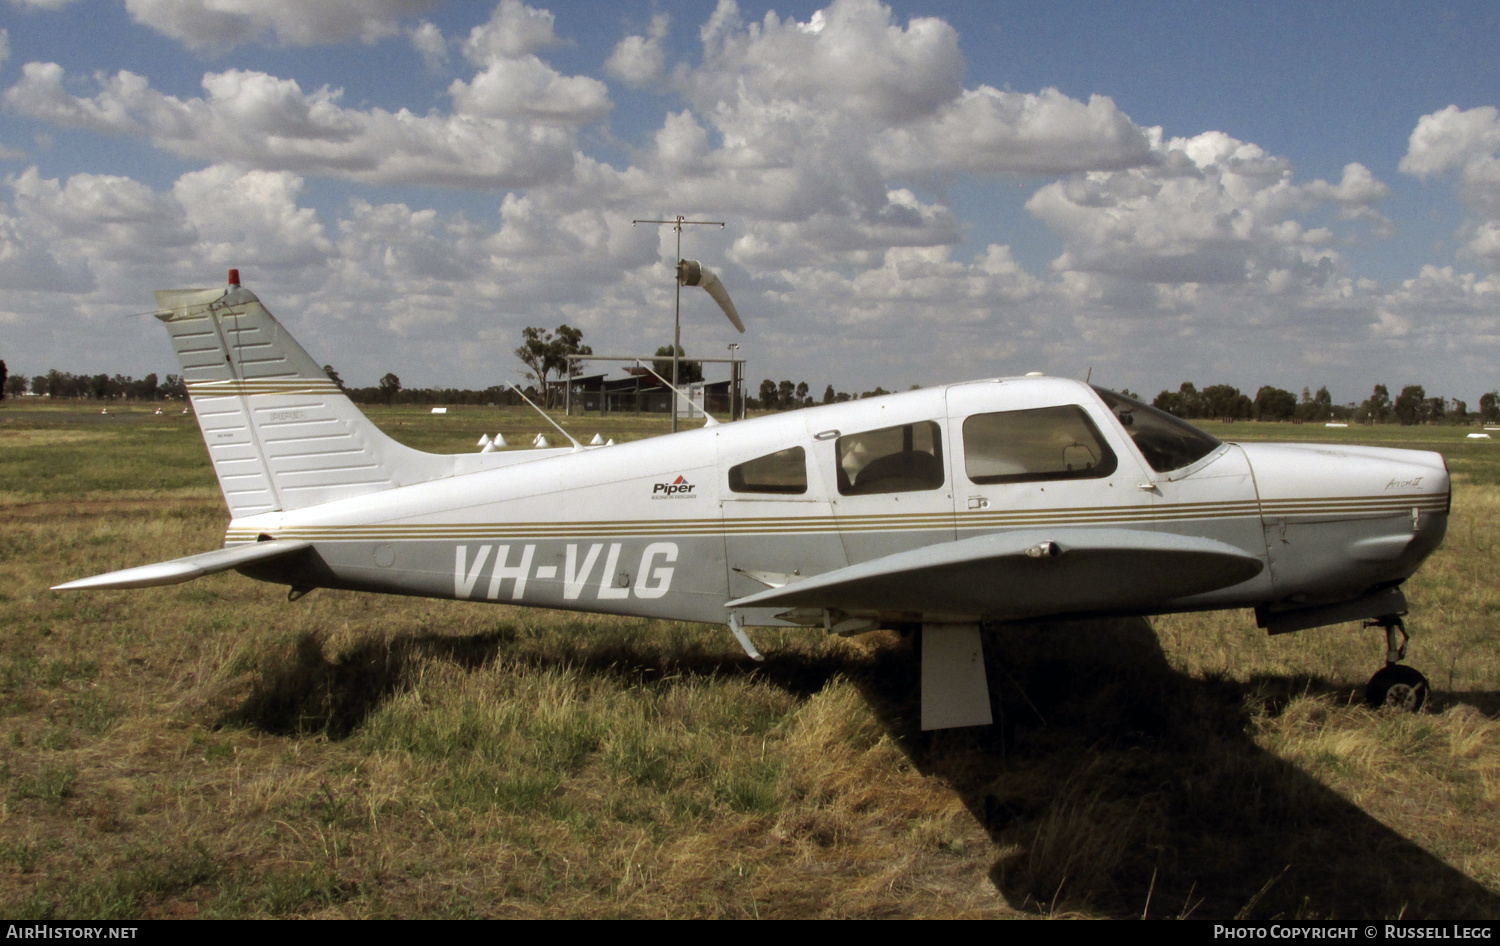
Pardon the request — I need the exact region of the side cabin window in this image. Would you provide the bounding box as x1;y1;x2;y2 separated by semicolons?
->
729;446;807;495
837;421;944;495
1091;387;1221;473
962;406;1117;484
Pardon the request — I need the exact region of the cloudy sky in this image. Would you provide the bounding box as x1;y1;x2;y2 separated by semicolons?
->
1;0;1498;405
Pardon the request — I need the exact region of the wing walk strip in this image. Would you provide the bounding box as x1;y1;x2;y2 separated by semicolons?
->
223;494;1446;544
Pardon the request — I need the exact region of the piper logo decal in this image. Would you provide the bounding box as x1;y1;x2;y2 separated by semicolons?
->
652;475;697;499
454;542;678;601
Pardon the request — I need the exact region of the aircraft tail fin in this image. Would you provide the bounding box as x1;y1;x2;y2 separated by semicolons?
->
158;271;453;518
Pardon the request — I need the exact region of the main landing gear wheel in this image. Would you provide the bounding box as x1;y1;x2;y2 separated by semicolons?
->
1365;664;1429;711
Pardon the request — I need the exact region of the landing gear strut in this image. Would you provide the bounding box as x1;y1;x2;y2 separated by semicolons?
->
1363;615;1429;711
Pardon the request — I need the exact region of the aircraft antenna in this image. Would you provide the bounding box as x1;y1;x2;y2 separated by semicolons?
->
632;214;730;433
506;382;584;451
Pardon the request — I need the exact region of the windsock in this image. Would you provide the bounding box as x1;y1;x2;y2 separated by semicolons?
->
677;259;745;333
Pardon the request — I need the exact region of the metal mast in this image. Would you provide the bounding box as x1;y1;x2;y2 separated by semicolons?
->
632;214;724;432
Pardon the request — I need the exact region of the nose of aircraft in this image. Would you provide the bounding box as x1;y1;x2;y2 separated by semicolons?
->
1241;441;1449;511
1238;441;1450;595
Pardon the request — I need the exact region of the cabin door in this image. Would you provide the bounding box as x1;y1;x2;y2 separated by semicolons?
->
944;383;1154;547
809;390;958;565
718;430;846;625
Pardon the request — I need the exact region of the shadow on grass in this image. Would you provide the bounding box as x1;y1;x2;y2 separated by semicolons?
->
216;624;848;739
1445;690;1500;717
854;618;1500;921
218;617;1500;920
217;629;507;738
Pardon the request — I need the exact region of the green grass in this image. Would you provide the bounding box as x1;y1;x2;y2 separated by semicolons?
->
2;402;1499;918
0;401;685;503
1213;418;1500;484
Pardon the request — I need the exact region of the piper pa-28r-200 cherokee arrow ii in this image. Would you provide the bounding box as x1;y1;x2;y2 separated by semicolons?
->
57;272;1452;729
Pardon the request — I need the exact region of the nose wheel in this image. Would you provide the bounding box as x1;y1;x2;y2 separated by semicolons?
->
1363;616;1429;711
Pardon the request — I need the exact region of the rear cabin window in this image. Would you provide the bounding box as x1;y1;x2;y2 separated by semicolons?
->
962;406;1117;484
837;421;944;495
1092;387;1222;473
729;446;807;494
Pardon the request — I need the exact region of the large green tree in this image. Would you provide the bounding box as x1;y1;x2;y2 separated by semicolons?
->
757;378;777;410
1393;384;1427;426
1201;384;1253;420
652;345;703;385
1481;391;1499;425
1154;382;1204;418
378;372;402;405
515;325;592;408
1254;385;1297;422
1360;384;1391;424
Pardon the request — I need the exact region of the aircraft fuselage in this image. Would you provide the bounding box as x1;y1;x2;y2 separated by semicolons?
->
226;378;1449;633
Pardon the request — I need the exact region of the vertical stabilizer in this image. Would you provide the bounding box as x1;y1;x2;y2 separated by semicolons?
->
157;275;452;518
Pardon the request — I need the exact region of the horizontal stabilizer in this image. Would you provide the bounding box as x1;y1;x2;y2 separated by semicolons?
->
726;528;1264;620
53;540;312;591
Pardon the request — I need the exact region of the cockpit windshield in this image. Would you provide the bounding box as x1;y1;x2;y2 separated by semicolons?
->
1092;387;1222;473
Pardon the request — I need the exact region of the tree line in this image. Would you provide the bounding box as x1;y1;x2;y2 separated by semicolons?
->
0;364;532;408
1150;381;1500;426
5;350;1497;427
751;380;895;410
3;368;185;401
318;367;533;408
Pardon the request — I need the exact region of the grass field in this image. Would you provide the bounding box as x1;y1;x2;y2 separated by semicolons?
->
2;402;1499;919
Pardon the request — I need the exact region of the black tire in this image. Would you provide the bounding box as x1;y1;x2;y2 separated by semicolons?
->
1365;664;1429;711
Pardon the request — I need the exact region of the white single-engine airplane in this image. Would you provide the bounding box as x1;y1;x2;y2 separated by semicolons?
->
58;273;1452;728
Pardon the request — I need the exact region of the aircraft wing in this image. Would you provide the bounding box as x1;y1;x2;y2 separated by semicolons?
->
52;540;313;591
726;528;1264;619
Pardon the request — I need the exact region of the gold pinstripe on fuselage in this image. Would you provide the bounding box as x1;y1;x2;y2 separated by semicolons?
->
223;493;1448;544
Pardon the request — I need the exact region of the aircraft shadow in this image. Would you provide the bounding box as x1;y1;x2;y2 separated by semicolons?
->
852;618;1500;921
217;618;1500;920
215;623;850;739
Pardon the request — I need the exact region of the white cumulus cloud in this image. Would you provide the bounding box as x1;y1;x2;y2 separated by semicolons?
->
448;55;610;125
461;0;561;62
605;14;669;89
10;166;196;263
123;0;440;53
1401;105;1500;267
409;21;449;71
448;1;610;124
1028;130;1388;288
874;87;1153;177
5;62;585;188
173;165;333;270
686;0;963;125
